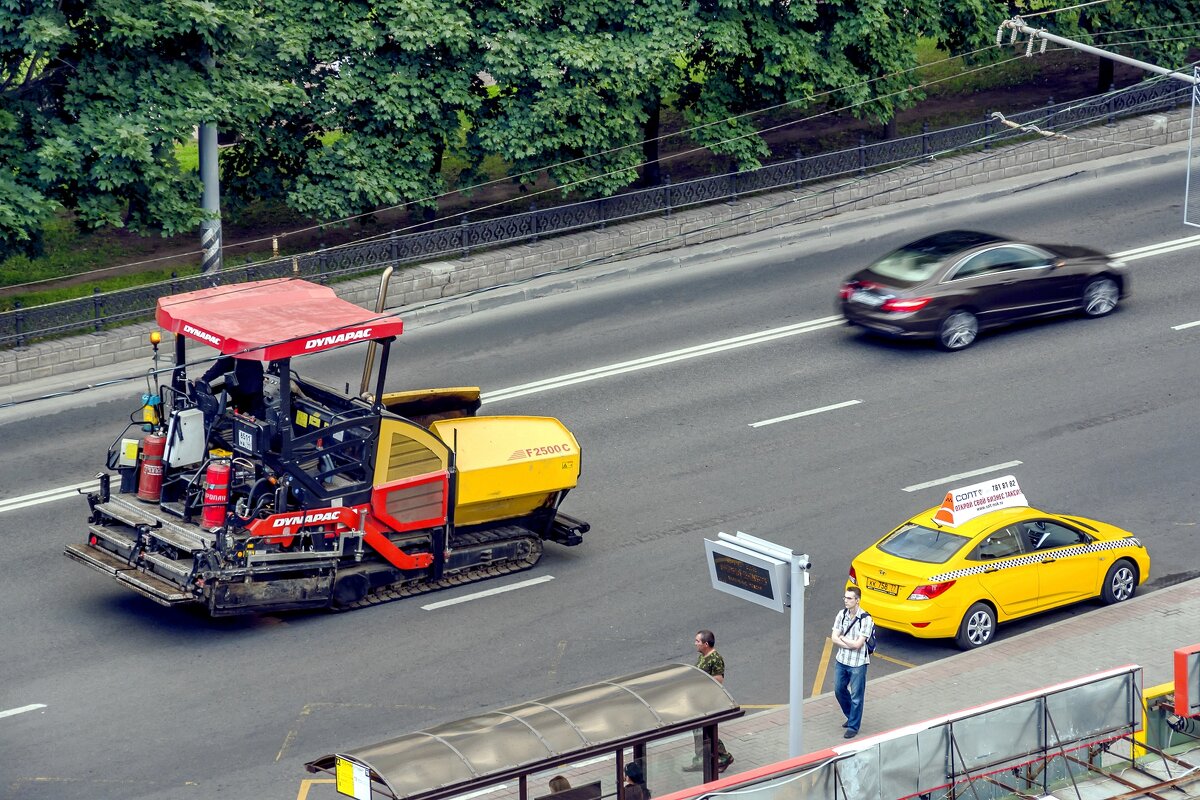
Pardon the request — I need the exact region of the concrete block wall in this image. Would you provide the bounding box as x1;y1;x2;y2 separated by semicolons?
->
0;107;1189;389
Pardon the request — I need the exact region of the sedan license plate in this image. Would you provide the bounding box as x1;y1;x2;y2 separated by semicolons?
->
850;290;885;307
865;577;900;595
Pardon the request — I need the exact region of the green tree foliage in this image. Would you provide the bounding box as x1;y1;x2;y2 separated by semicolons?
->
221;0;479;220
469;0;1003;192
0;0;296;258
2;0;1018;257
467;0;692;194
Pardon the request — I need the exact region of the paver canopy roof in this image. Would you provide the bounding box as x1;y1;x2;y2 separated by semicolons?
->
156;278;404;361
306;663;740;800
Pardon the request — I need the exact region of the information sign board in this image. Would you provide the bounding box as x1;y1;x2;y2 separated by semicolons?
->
704;537;788;612
335;755;372;799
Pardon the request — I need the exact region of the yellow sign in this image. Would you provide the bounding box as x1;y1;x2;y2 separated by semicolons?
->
335;756;371;799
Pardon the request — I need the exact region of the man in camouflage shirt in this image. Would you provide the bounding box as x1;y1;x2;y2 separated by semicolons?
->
685;630;734;773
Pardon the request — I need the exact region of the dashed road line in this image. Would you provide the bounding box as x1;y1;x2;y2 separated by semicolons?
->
0;704;46;719
421;575;555;610
750;400;862;428
903;461;1023;493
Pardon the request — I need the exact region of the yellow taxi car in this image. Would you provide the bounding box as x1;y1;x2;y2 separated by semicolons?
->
848;476;1149;650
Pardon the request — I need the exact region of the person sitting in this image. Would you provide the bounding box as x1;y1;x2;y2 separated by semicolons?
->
200;356;266;418
624;763;650;800
547;776;571;794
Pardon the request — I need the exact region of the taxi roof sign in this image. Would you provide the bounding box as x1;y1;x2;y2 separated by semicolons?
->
932;474;1027;527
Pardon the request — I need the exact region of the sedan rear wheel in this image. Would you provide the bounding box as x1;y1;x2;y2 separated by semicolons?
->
955;602;996;650
1100;559;1137;604
938;310;978;351
1082;277;1119;317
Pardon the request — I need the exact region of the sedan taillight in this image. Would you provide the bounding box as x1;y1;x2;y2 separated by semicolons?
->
881;297;932;313
908;580;956;601
839;282;859;300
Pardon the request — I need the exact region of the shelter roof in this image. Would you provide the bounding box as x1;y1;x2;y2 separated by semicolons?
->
306;663;742;800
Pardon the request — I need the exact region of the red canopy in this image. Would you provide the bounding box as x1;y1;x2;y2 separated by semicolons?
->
156;278;404;360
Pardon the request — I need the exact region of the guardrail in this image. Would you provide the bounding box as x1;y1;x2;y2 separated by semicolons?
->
1;79;1187;349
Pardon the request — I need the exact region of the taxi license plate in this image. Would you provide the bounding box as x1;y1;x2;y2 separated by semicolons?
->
865;577;900;595
850;290;885;307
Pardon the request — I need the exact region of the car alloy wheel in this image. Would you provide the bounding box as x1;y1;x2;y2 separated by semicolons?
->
1083;277;1119;317
938;310;978;351
956;602;995;650
1101;560;1136;604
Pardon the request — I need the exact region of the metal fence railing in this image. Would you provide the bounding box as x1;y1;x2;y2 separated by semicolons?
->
2;79;1188;349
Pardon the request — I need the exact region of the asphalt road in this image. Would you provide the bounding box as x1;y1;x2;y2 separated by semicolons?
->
2;154;1199;800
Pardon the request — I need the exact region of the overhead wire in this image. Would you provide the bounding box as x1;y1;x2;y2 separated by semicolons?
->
17;19;1200;291
11;16;1199;294
0;74;1183;411
1019;0;1114;18
3;39;1014;290
211;30;1200;262
224;49;1038;259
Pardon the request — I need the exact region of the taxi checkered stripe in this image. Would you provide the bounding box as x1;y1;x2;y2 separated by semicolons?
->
929;537;1141;582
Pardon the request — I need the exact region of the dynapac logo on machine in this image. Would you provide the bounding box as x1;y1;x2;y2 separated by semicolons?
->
304;328;373;350
271;510;344;528
182;324;222;346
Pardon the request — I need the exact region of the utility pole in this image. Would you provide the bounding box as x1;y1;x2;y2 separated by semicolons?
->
198;122;222;276
997;17;1199;87
198;47;223;277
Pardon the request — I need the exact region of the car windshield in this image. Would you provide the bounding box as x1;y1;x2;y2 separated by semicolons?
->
868;230;1002;283
868;248;945;282
878;523;970;564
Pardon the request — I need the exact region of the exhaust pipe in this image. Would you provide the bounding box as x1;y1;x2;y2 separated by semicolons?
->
360;266;394;398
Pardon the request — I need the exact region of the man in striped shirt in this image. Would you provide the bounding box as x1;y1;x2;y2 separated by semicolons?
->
832;586;873;739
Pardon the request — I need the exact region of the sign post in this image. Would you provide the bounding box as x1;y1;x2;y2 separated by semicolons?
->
705;531;810;757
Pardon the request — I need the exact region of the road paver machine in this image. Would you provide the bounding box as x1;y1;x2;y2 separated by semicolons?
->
64;278;588;615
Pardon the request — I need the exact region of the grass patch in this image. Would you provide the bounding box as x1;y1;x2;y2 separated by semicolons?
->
0;220;174;289
915;38;1042;96
1;265;203;312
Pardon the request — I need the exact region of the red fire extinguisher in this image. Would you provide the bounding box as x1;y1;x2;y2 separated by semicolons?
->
201;460;231;529
136;434;166;502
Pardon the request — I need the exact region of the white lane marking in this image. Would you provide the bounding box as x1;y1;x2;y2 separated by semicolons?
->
1171;320;1200;331
1115;233;1200;261
0;480;94;513
749;399;862;428
484;316;844;403
421;575;555;610
902;461;1024;493
0;704;46;719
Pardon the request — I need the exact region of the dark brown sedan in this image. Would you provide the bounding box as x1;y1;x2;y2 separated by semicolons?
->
838;230;1129;350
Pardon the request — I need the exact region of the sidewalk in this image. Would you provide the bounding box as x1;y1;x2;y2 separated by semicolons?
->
721;576;1200;772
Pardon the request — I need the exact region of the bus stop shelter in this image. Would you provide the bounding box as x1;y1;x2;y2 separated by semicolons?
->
306;662;744;799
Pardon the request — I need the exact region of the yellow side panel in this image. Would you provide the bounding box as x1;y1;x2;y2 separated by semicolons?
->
430;416;581;528
374;419;451;486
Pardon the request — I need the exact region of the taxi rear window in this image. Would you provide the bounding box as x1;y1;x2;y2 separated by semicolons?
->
879;523;970;564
